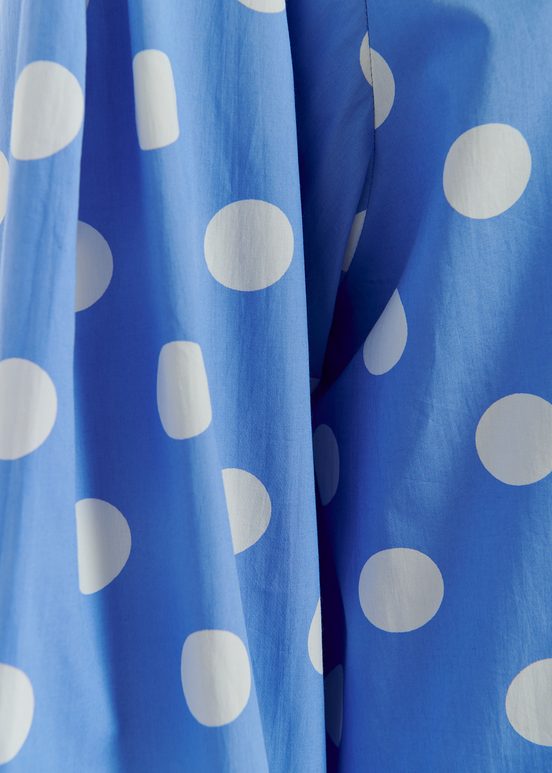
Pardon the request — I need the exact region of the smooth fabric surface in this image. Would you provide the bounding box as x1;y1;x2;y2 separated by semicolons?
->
1;0;552;770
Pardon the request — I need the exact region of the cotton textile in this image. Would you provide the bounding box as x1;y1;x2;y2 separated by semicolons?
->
1;0;551;771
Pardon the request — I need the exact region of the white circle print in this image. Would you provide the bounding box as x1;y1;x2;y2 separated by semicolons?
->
0;358;57;460
506;659;552;746
359;548;444;632
475;393;552;486
181;630;252;726
204;199;294;291
443;123;531;219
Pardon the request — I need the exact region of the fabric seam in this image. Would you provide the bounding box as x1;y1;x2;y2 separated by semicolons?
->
361;0;377;215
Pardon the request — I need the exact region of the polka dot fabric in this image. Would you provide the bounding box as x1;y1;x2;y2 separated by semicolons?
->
0;0;551;771
0;0;317;770
307;0;552;769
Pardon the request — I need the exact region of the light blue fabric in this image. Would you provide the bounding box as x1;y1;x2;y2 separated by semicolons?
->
1;0;552;771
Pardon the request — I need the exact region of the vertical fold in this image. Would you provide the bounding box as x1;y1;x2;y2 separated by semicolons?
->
0;1;120;770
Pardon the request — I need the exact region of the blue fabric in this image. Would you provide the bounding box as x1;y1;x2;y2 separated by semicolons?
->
1;0;552;771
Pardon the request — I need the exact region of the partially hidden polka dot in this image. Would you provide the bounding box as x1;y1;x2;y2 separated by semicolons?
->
308;598;323;674
181;630;251;726
204;199;294;291
443;124;531;219
359;34;395;129
157;341;212;439
506;659;552;746
75;221;113;312
313;424;339;506
0;664;34;764
342;210;366;272
238;0;285;11
0;152;9;224
222;468;271;554
359;548;444;632
475;393;552;486
363;289;407;375
75;498;132;594
325;664;343;747
10;61;84;160
0;358;57;460
133;49;180;150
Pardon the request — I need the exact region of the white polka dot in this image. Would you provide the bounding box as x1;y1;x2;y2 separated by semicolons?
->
0;358;57;460
75;498;131;594
204;199;294;291
157;341;212;439
222;468;271;554
0;664;34;764
10;61;84;160
313;424;339;506
342;210;366;272
363;289;407;375
181;630;251;726
475;393;552;486
75;221;113;312
238;0;285;11
506;659;552;746
0;152;9;224
359;548;444;633
132;49;180;151
443;123;531;219
324;664;343;747
360;35;395;129
308;599;323;674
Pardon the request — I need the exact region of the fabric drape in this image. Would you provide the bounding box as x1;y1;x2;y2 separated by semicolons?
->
1;1;551;771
